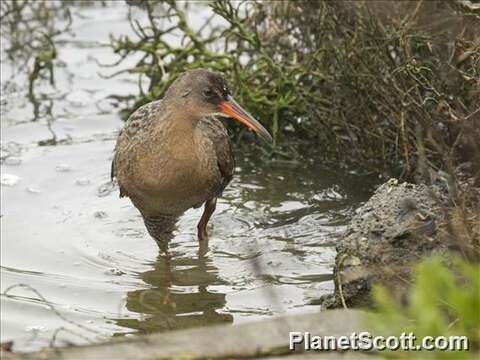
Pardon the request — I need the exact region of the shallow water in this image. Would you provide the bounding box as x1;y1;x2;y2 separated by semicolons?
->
0;3;376;351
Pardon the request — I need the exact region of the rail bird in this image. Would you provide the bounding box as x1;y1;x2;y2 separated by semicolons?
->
111;69;271;246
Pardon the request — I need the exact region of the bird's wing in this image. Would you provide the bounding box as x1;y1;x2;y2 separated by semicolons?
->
111;100;163;196
200;116;235;197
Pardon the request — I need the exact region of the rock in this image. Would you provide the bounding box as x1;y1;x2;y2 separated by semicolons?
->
320;180;448;309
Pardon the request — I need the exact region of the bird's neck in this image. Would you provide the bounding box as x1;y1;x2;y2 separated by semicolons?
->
152;106;200;159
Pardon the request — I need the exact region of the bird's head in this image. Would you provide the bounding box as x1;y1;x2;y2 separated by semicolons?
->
166;69;272;142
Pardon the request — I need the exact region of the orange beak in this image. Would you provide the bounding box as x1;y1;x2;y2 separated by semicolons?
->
218;95;272;142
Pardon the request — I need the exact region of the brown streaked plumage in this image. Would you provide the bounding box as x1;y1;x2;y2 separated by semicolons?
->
111;69;272;245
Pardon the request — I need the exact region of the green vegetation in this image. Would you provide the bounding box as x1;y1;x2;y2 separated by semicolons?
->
111;0;479;176
369;256;479;358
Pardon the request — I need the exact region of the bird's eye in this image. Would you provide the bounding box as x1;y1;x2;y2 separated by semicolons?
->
203;88;214;99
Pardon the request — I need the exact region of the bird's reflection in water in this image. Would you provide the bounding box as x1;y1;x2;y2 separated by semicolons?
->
114;233;233;334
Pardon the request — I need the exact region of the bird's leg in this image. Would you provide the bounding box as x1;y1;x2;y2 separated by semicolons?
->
197;197;217;242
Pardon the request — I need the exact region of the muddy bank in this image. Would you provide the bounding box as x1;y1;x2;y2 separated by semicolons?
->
321;179;451;308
